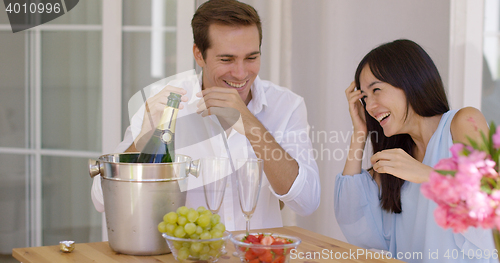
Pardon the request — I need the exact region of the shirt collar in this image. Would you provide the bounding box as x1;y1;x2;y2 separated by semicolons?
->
247;76;268;115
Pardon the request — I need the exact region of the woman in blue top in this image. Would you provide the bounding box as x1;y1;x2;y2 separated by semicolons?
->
335;39;496;262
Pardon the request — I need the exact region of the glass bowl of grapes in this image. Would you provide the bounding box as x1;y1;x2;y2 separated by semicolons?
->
159;206;231;262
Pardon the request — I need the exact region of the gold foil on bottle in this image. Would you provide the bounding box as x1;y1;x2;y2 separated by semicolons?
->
59;241;75;252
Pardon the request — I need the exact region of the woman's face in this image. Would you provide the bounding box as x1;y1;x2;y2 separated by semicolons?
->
359;64;414;137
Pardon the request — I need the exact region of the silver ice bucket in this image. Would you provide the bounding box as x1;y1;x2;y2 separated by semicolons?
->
88;153;199;255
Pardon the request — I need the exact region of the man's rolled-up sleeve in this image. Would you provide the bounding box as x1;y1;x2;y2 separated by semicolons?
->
268;99;320;216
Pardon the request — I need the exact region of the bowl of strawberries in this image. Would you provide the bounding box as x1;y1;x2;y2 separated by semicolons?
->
230;233;301;263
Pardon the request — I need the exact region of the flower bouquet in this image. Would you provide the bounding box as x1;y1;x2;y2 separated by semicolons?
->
421;123;500;249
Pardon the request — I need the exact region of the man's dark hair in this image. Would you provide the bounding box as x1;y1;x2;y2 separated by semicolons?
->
191;0;262;59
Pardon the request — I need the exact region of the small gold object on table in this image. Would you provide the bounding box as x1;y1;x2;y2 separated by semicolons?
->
59;241;75;253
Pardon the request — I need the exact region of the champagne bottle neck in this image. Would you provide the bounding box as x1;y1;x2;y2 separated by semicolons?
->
158;107;178;131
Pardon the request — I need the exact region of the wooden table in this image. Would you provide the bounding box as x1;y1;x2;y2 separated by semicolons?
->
13;226;403;262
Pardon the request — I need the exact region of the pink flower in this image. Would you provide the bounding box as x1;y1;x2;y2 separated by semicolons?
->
422;124;500;234
491;190;500;201
493;128;500;149
495;207;500;230
422;171;460;205
450;143;465;159
467;192;494;222
434;157;457;171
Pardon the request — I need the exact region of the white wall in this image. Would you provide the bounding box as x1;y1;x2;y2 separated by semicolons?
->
288;0;451;241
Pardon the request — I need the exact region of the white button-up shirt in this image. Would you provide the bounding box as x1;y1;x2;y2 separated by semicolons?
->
92;72;320;231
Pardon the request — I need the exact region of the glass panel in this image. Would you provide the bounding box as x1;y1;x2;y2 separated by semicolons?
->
123;0;177;26
121;31;176;135
0;154;28;254
46;0;102;25
0;32;26;148
41;31;101;152
482;38;500;125
0;2;9;24
483;0;500;125
42;156;101;245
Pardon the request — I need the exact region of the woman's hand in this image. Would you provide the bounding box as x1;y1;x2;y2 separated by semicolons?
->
371;148;433;183
345;81;367;135
342;82;368;176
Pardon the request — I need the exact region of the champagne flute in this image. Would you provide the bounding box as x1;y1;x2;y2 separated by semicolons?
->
201;157;230;214
235;158;263;234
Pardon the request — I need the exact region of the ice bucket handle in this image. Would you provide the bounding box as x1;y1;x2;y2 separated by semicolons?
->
188;159;200;178
89;159;101;178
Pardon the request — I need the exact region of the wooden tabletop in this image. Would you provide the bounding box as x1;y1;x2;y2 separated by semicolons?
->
13;226;403;262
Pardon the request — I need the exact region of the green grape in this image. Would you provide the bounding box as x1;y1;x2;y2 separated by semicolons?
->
196;206;207;213
209;240;223;250
213;222;225;233
172;241;183;250
200;231;212;240
203;225;212;232
200;244;210;255
165;223;177;235
182;242;190;248
201;210;213;217
177;247;190;260
176;206;189;216
210;214;221;226
184;222;197;235
208;248;220;257
197;215;211;228
196;225;203;235
210;230;223;239
199;254;210;261
177;216;187;226
190;251;200;259
190;233;200;240
187;210;199;223
174;225;186;238
190;242;203;253
164;211;178;224
157;221;168;233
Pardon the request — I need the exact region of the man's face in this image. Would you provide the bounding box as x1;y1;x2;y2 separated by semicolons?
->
194;24;261;105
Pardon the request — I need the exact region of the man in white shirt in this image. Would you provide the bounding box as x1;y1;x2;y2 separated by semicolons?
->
92;0;320;231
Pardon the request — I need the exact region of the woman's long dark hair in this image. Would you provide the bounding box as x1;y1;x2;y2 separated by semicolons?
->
354;39;450;213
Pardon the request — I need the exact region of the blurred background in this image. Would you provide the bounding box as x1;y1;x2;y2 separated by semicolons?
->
0;0;498;262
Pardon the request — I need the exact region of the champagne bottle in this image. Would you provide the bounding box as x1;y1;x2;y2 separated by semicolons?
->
137;92;181;163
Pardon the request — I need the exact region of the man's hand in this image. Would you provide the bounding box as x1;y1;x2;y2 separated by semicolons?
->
132;85;188;151
195;86;298;195
195;87;258;135
371;148;433;183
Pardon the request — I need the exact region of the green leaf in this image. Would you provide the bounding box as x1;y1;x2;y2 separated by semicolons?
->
435;170;456;176
481;184;493;195
480;177;498;194
480;131;491;155
466;135;481;152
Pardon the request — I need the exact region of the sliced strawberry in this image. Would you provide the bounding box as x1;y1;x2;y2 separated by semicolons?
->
270;241;285;255
274;237;287;243
271;255;285;263
248;259;260;263
250;247;266;256
246;235;260;243
258;250;274;263
241;239;251;251
245;250;257;261
260;235;275;245
257;233;265;241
